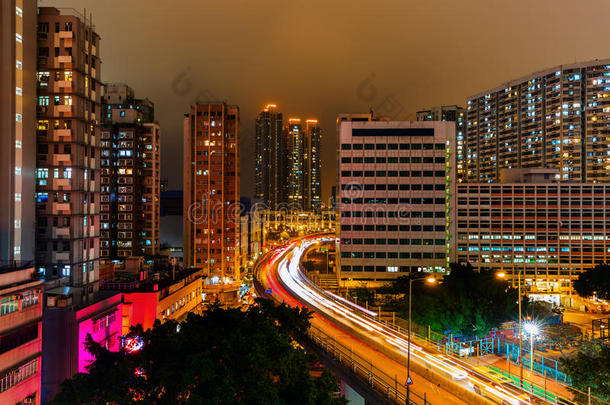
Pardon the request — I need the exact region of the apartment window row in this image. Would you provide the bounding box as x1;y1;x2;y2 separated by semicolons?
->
0;324;39;356
341;238;445;246
457;186;610;194
341;197;445;205
342;183;446;191
341;265;438;272
341;251;446;259
341;143;445;150
341;211;446;218
0;359;39;394
341;156;445;164
341;170;446;177
341;224;445;232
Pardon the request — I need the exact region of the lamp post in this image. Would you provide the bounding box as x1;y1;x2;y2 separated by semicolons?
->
523;322;539;372
497;270;525;386
406;276;436;405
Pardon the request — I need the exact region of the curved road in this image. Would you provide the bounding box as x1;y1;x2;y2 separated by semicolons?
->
255;235;554;405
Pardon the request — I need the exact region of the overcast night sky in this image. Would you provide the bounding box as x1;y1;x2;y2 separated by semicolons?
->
41;0;610;202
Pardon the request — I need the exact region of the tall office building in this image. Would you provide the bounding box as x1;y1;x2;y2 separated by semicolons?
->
1;0;37;263
465;59;610;183
183;103;240;282
0;264;43;404
100;83;160;259
35;7;102;296
337;116;456;286
417;105;465;182
255;103;284;209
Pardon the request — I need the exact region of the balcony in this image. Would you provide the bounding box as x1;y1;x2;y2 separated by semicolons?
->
52;153;71;166
52;227;70;238
52;129;72;142
54;80;73;92
52;178;71;190
55;104;72;114
57;55;72;64
52;252;70;262
58;31;73;39
51;202;71;215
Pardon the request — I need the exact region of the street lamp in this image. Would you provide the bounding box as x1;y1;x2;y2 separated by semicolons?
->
497;269;525;386
523;321;539;372
406;276;436;405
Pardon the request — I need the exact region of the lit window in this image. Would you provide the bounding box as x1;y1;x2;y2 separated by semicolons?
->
16;87;22;96
16;60;22;70
15;113;22;122
16;6;23;17
14;220;21;229
16;33;22;43
14;246;20;255
15;193;21;202
15;140;22;148
15;167;21;175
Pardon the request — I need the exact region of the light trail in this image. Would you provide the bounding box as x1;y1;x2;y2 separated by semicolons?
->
258;235;561;405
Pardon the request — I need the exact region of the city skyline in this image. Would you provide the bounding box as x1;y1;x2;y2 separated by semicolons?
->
39;0;610;202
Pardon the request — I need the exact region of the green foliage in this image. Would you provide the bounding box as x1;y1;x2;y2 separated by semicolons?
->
573;264;610;300
51;299;346;405
561;343;610;402
396;263;519;337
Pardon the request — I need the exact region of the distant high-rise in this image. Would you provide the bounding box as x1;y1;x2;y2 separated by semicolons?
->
255;104;284;209
100;83;161;259
284;118;305;209
0;0;37;263
283;118;322;211
183;103;240;282
305;119;322;210
465;59;610;182
35;7;101;294
417;105;465;182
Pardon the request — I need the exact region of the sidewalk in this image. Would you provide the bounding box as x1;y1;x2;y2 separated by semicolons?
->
472;354;573;399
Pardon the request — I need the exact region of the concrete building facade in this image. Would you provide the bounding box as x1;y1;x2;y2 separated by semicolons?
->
0;265;43;404
337;116;456;285
183;103;240;283
0;0;37;263
100;83;160;259
35;8;102;296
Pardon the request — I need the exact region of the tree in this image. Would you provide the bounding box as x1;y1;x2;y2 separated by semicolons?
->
51;299;347;405
396;263;519;338
561;343;610;403
573;264;610;300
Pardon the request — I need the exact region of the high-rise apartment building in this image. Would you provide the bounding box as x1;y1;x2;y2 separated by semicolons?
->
100;83;160;259
305;119;322;210
465;59;610;183
1;0;37;263
285;118;305;209
35;8;102;295
0;264;43;404
183;103;240;282
337;116;456;286
417;105;465;182
255;104;284;209
283;117;323;211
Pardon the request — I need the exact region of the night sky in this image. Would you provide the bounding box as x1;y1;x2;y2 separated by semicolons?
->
41;0;610;203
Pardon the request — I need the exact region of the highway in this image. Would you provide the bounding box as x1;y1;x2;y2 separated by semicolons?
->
255;234;564;405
